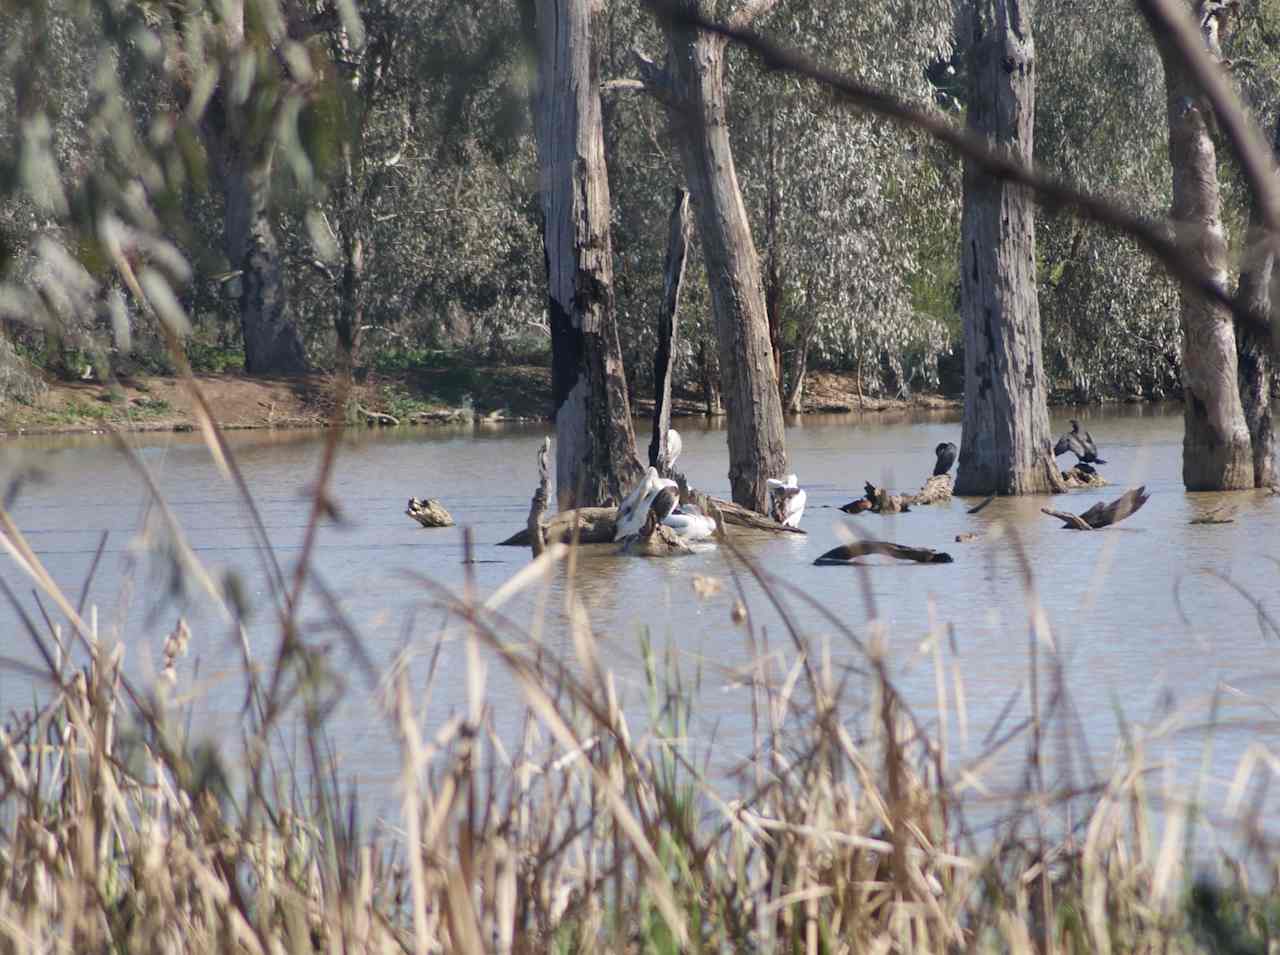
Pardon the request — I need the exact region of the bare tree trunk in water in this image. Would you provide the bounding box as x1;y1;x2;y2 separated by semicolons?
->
650;190;692;472
955;0;1064;496
531;0;642;509
697;340;723;416
660;3;787;512
1234;114;1278;487
1152;1;1253;489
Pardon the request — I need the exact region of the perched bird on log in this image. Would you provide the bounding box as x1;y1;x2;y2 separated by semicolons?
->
766;474;807;528
665;428;683;470
614;467;715;541
933;441;958;476
1054;419;1107;471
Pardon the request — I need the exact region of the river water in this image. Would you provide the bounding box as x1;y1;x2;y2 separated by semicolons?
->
2;404;1278;831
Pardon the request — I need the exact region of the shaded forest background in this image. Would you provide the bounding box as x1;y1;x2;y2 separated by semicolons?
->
3;0;1280;413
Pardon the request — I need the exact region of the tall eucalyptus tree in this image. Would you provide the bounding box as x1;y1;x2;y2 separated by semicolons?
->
955;0;1064;495
529;0;642;509
200;0;309;376
1147;0;1253;490
635;0;787;513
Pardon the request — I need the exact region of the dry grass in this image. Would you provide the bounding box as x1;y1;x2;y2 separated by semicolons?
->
0;405;1277;955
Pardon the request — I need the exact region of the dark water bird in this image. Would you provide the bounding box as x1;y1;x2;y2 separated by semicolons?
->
933;441;958;476
1054;419;1106;467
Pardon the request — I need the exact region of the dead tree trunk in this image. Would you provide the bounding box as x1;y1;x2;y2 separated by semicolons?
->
649;189;692;471
1152;0;1254;490
647;1;787;513
531;0;642;509
1234;114;1279;487
697;339;722;416
954;0;1064;496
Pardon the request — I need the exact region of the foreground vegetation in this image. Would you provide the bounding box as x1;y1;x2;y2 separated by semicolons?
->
0;421;1276;954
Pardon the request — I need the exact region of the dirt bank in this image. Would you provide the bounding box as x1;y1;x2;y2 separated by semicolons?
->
0;366;959;437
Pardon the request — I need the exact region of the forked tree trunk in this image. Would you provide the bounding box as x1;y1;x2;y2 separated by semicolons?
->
1152;1;1253;490
661;7;787;512
649;189;691;471
955;0;1064;496
1234;115;1278;488
531;0;642;509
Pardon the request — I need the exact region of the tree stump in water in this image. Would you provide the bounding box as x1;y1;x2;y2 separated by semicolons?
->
406;498;454;527
499;507;619;546
814;540;953;565
1041;486;1150;529
617;509;693;557
1061;466;1108;489
913;474;953;505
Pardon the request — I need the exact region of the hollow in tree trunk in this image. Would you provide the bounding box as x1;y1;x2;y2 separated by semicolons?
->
954;0;1064;496
1152;0;1253;490
531;0;642;509
661;5;786;512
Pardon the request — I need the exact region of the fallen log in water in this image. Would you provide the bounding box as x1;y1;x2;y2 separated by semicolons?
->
814;540;954;565
499;507;619;546
841;474;953;515
1190;503;1237;525
406;497;454;528
1041;486;1150;530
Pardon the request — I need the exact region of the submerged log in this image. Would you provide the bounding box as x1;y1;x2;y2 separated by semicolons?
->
1190;503;1237;525
814;540;954;565
1041;486;1150;530
712;496;804;534
406;498;454;528
842;474;953;515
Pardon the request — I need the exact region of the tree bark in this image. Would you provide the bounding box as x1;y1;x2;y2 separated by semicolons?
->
697;339;723;416
954;0;1065;496
1153;1;1253;490
531;0;642;509
649;189;691;471
660;4;787;513
201;2;308;378
1234;115;1279;487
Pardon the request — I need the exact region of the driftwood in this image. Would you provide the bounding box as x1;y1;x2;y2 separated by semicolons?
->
842;474;953;515
1061;465;1108;489
649;190;691;474
955;532;980;543
967;494;996;514
406;498;454;528
526;437;551;556
713;497;804;534
814;540;954;565
499;507;618;546
357;404;400;426
1041;486;1150;530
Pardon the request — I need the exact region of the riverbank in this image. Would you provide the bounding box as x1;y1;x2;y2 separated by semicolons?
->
0;367;961;436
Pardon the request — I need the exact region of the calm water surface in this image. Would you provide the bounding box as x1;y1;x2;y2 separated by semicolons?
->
2;405;1278;827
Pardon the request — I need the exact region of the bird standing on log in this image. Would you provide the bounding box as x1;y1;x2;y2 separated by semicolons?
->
1054;419;1107;472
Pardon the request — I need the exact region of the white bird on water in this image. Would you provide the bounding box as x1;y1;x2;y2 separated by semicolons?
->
767;474;807;528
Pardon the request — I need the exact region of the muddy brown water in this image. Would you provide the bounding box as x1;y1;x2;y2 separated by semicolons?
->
2;404;1278;832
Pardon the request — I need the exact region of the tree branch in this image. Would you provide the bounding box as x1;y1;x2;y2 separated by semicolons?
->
638;0;1277;344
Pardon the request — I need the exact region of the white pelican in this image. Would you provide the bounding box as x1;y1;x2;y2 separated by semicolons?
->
615;467;678;540
767;474;807;528
614;467;716;541
661;503;716;541
665;429;683;470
